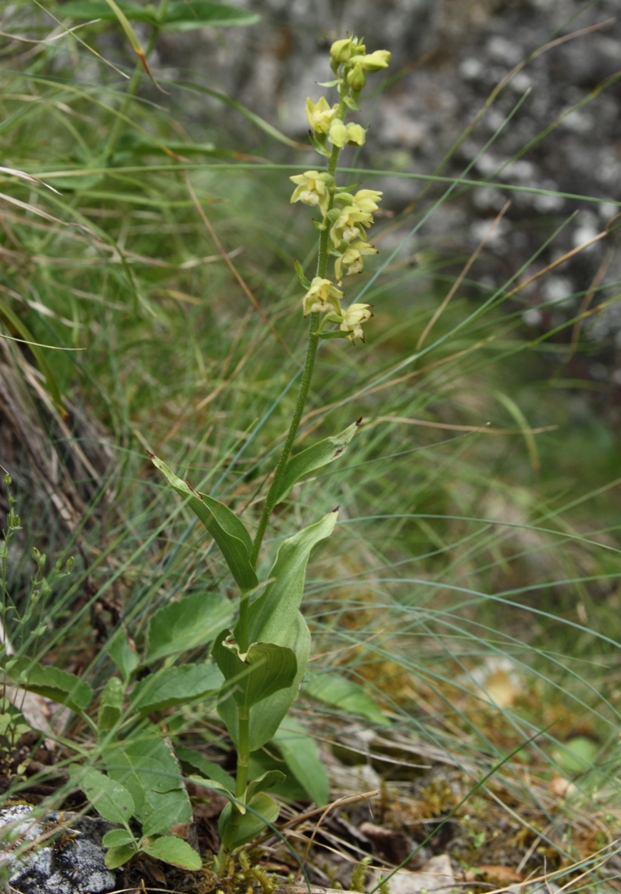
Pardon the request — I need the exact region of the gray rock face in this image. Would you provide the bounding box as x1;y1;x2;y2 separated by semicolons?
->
1;805;116;894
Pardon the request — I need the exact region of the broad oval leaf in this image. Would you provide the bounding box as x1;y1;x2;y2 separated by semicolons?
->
274;716;329;806
7;658;93;712
130;663;224;714
218;791;280;850
73;768;135;825
104;844;136;869
273;419;361;505
105;729;191;829
102;828;135;848
145;590;233;664
219;613;311;752
142;835;202;870
245;509;338;647
149;453;258;591
212;632;297;709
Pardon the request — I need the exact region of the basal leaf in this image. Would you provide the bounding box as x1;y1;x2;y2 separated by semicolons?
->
145;590;233;663
273;716;329;806
212;632;297;709
130;663;224;714
142;787;193;836
149;453;258;591
273;419;361;505
105;730;191;827
245;509;337;647
7;658;92;712
303;672;389;726
102;828;135;848
104;844;136;869
218;791;280;850
142;836;202;870
74;768;135;825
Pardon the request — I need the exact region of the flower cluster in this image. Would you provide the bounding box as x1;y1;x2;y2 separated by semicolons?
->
289;36;390;344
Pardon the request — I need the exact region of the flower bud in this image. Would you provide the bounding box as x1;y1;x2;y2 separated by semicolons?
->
328;118;347;148
356;50;391;71
346;63;367;93
330;37;366;64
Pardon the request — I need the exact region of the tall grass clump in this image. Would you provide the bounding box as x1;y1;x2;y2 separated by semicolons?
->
1;0;621;887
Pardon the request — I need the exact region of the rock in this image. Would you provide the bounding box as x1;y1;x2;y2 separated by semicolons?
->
0;805;116;894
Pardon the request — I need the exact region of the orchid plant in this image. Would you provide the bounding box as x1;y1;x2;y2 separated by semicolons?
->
146;33;390;871
2;35;390;874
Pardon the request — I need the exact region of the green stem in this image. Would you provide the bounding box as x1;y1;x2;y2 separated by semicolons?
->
250;139;343;567
235;706;250;797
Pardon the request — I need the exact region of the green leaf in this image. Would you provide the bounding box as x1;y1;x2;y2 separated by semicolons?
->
108;631;140;683
142;787;194;837
175;745;236;793
303;673;389;726
274;717;329;806
98;676;125;731
294;260;312;290
141;835;202;870
245;509;338;647
59;0;259;29
145;591;233;663
245;770;286;803
149;454;258;592
219;613;311;752
212;633;297;709
102;828;135;848
7;658;92;712
105;844;136;869
130;663;224;714
218;791;280;850
73;768;135;825
272;420;361;505
159;1;260;30
105;731;191;831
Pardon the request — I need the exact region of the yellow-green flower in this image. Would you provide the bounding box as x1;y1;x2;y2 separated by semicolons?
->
351;189;383;214
290;170;332;214
330;205;374;247
339;303;373;342
306;96;338;134
351;50;391;72
334;240;378;283
302;277;343;316
327;119;367;149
